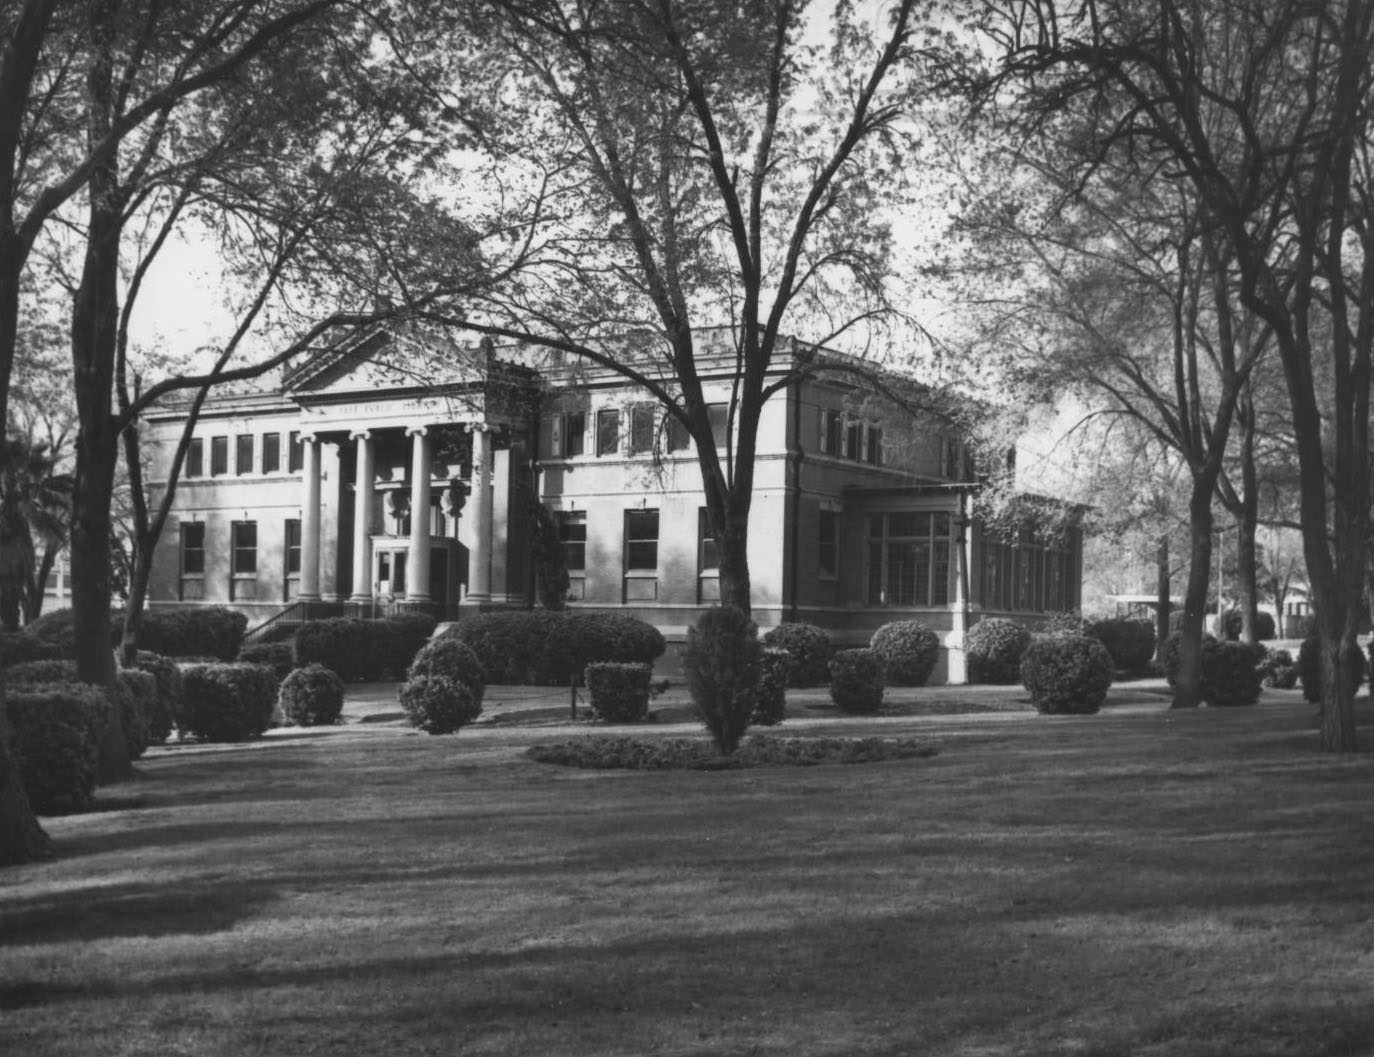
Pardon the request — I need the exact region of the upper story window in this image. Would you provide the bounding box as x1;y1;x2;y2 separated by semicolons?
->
185;438;203;478
235;434;254;475
707;403;729;448
866;426;883;466
288;431;304;473
665;414;691;452
596;409;620;456
698;508;719;572
262;432;281;474
209;436;228;476
818;408;843;455
818;509;839;579
630;405;656;455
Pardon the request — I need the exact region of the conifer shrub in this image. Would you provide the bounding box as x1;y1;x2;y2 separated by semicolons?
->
137;606;248;659
1298;635;1368;703
584;662;653;723
1084;617;1156;672
752;648;792;726
114;669;156;758
683;606;761;754
278;663;346;726
131;651;181;744
406;637;485;699
869;620;940;686
177;663;279;742
1020;634;1112;715
761;622;833;687
828;648;885;714
1200;640;1263;707
966;618;1032;684
398;675;482;734
5;682;109;814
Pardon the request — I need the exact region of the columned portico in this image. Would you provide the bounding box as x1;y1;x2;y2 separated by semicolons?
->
406;426;432;603
349;430;375;604
465;424;494;603
299;433;322;601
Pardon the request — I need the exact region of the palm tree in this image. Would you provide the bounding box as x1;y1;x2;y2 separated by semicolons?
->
0;435;73;631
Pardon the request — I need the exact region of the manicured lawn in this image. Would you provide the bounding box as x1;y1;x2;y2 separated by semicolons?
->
3;697;1373;1056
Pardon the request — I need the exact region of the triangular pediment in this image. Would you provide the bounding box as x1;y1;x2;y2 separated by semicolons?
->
287;328;487;398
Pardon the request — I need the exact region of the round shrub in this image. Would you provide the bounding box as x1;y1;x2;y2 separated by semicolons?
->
761;623;833;687
1259;648;1298;689
278;663;346;726
407;637;485;698
177;662;279;742
443;610;563;683
828;648;885;714
1160;631;1219;686
131;651;181;744
683;606;762;754
869;621;940;687
5;682;109;814
584;662;653;723
1199;639;1263;707
17;608;121;658
399;674;482;734
114;669;157;759
752;648;791;727
1084;618;1156;672
1298;635;1367;703
1020;634;1112;715
966;618;1032;685
238;641;297;681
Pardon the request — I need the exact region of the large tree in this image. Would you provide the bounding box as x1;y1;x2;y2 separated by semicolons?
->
423;0;937;613
972;0;1374;750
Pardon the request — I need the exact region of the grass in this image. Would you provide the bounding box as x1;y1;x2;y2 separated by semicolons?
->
3;695;1373;1056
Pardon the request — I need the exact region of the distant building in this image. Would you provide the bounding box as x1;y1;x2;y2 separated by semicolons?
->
142;328;1083;683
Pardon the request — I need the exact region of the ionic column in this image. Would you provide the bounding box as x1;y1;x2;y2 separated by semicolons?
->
466;425;493;602
349;430;375;603
406;426;432;603
299;433;322;601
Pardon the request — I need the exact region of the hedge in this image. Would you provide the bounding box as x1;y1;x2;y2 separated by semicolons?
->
293;615;439;682
1084;618;1156;672
177;663;279;742
130;652;182;744
444;611;665;685
136;607;248;659
966;618;1032;685
5;682;109;814
752;648;791;727
585;662;654;723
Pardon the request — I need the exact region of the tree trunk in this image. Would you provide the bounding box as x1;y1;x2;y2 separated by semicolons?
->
1171;486;1214;709
0;668;52;865
1155;534;1171;661
1234;387;1261;644
119;540;154;667
714;502;752;614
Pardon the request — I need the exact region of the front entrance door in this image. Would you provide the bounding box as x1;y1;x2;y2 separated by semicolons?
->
376;548;407;600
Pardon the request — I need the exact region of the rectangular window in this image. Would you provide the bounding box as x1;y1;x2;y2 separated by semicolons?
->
596;409;619;456
819;409;843;455
235;434;254;475
181;522;206;575
866;426;883;466
707;403;729;448
666;414;691;452
818;510;839;578
564;411;586;456
210;436;228;476
285;518;302;575
942;436;962;480
185;438;203;478
262;433;281;474
845;421;862;460
231;520;258;575
866;512;951;607
625;509;659;570
288;431;304;473
698;508;719;571
558;512;587;571
630;405;656;455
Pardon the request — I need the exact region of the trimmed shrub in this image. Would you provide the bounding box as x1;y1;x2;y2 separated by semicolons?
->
398;675;482;734
1259;648;1299;689
585;662;653;723
130;652;181;744
6;659;79;685
752;648;791;727
1042;611;1089;636
278;663;346;726
407;637;485;698
137;607;248;660
253;621;301;645
869;620;940;687
683;606;762;754
1084;618;1156;672
445;611;665;685
828;648;885;714
1220;609;1277;641
1298;636;1368;703
0;630;59;668
966;618;1032;685
761;623;833;687
1200;640;1263;707
177;663;279;742
1159;631;1220;686
5;682;109;814
238;641;297;681
16;608;121;658
115;669;157;759
380;612;439;673
1020;634;1113;715
294;618;372;681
